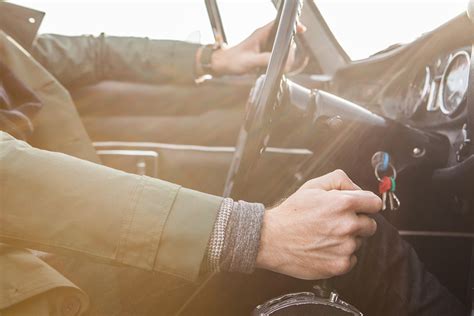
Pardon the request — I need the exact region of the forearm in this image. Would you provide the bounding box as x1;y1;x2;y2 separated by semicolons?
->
32;34;201;87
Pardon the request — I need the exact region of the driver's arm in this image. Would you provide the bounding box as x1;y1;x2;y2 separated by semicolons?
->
0;131;380;281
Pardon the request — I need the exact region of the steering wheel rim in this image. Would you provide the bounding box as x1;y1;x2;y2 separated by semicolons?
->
224;0;302;198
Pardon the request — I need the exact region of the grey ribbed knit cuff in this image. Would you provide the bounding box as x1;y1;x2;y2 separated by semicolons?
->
205;199;265;274
206;198;233;272
220;200;265;274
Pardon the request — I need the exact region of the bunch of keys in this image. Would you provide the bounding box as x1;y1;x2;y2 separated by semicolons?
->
371;152;401;211
378;175;400;211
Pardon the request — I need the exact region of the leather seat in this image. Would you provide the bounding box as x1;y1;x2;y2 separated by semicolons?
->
71;80;251;146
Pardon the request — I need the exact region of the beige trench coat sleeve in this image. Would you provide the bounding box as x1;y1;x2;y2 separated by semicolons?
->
0;30;100;164
0;244;90;314
0;132;222;281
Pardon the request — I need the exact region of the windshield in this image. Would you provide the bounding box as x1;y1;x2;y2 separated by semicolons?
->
12;0;274;46
316;0;468;61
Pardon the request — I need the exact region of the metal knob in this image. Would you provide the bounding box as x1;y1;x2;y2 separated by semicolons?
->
329;291;339;303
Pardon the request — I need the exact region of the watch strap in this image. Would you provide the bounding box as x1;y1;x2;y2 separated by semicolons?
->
200;44;217;76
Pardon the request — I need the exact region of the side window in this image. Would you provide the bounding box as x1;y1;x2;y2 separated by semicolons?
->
218;0;276;46
11;0;215;44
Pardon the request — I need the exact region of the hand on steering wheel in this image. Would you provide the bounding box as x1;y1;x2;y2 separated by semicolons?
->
210;21;305;76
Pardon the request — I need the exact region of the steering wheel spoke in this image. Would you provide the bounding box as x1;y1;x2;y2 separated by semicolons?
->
224;0;303;198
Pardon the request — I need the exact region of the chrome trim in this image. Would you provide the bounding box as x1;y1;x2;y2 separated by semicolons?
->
253;291;362;316
403;66;431;118
399;230;474;239
93;141;313;156
96;149;159;177
418;67;432;113
439;50;470;115
94;141;235;152
266;147;312;155
96;149;158;157
426;76;440;112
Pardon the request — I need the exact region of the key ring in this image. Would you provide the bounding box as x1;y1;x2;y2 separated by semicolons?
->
374;162;397;181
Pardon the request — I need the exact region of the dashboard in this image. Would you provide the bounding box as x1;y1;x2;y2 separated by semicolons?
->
382;47;470;126
329;13;474;131
324;13;474;166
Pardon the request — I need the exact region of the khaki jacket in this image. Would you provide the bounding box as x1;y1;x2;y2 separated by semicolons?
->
0;31;222;314
32;34;201;88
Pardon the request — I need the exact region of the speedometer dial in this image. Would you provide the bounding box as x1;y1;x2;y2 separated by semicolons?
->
440;51;470;116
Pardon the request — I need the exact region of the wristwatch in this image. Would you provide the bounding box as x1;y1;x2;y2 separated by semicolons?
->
199;44;218;76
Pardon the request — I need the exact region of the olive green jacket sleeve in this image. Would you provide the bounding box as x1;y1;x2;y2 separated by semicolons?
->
0;131;222;281
31;34;201;87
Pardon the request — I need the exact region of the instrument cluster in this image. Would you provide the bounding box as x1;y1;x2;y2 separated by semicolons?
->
388;48;471;121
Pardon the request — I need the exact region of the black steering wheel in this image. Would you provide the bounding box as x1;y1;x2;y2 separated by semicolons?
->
224;0;302;198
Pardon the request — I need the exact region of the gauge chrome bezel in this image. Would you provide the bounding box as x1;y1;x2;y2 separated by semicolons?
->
439;50;470;116
402;66;431;118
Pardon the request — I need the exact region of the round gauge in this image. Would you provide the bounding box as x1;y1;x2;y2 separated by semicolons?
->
440;51;470;116
399;67;431;118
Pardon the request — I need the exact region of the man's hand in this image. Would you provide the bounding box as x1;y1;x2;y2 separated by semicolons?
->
197;21;306;77
256;170;382;280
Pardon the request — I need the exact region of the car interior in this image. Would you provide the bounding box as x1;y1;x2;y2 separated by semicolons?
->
8;0;474;314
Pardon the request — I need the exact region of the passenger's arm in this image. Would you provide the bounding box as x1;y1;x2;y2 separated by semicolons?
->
31;34;200;87
31;22;304;88
0;131;221;281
